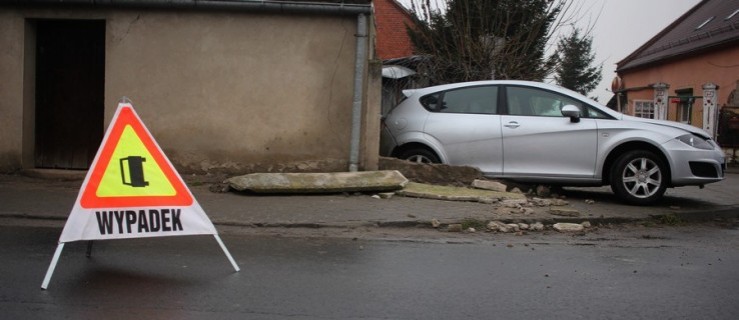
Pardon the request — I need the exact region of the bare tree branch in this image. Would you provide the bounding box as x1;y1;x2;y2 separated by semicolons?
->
405;0;589;85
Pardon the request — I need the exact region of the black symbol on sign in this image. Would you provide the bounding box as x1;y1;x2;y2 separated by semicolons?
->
119;156;149;187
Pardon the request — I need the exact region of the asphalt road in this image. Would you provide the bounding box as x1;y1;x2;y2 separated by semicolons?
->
2;223;739;319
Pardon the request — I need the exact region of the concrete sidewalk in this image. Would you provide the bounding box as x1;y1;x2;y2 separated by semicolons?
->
1;170;738;231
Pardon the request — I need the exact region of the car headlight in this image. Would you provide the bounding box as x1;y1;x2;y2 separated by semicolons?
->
676;134;714;150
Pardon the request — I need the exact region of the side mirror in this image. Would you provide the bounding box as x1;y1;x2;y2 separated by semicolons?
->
561;105;581;123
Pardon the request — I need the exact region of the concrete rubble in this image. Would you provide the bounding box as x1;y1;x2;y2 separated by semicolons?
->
396;182;525;203
552;222;592;233
2;161;737;234
471;179;508;192
226;170;408;193
549;207;581;217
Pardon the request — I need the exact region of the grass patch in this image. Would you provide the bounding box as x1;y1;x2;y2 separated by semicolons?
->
656;214;682;225
461;219;487;230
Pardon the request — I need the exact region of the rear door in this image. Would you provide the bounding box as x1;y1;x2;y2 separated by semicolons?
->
501;85;598;179
422;85;503;174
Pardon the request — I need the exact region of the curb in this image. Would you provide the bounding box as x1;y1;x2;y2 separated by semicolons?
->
21;169;87;181
651;205;739;222
210;205;739;230
3;205;738;230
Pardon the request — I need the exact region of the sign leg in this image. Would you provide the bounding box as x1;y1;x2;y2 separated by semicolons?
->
213;234;240;272
41;243;65;290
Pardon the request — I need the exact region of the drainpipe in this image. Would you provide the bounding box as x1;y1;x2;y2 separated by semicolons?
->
348;13;368;172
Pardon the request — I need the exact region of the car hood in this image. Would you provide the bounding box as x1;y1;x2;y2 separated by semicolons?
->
619;114;712;139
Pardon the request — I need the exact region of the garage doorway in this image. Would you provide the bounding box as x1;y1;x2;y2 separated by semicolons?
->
35;19;105;169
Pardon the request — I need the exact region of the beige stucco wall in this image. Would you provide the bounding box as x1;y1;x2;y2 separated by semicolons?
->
618;46;739;127
0;6;379;174
0;11;25;171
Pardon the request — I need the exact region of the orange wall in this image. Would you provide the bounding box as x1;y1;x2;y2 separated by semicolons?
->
619;45;739;127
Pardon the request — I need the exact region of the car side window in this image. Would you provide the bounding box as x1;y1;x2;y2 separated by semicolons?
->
506;86;584;117
420;94;440;111
584;106;612;119
421;86;498;114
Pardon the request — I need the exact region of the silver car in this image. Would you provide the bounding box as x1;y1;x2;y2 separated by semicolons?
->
380;80;726;205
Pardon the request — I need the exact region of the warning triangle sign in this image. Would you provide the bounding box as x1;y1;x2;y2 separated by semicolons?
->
58;101;216;243
42;99;239;290
79;102;192;208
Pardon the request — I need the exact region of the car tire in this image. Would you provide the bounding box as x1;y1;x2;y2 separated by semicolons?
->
610;150;667;205
398;147;441;164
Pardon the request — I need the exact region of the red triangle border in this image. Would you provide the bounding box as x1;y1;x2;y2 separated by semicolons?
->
80;105;193;208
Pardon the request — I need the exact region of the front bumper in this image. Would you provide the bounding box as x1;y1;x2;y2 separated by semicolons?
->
663;140;726;186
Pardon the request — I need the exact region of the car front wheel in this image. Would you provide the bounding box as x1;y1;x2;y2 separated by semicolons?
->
610;150;667;205
398;147;441;164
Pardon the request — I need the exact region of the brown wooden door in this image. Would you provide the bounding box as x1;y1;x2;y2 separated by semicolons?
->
35;20;105;169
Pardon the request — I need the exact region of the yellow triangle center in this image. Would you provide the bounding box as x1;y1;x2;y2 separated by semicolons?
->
96;125;176;197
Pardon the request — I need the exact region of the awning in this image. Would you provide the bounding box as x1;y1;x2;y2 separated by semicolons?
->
382;65;416;79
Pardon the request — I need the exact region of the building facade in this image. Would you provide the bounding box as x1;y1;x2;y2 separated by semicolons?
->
615;0;738;143
0;1;381;174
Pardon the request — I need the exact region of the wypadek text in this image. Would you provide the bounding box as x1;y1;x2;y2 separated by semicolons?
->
95;209;183;235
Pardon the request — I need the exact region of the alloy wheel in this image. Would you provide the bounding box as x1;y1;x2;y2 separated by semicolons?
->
620;157;662;199
406;154;435;164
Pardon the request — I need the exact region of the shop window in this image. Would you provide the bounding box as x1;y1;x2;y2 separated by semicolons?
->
634;100;655;119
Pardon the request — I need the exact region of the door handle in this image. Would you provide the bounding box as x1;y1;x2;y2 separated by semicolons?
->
504;121;520;129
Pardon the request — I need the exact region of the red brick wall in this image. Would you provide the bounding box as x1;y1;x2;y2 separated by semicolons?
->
374;0;416;60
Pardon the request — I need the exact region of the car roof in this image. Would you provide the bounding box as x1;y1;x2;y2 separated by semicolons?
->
404;80;572;97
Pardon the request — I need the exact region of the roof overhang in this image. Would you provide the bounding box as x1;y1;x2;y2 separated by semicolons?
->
0;0;373;15
382;65;416;79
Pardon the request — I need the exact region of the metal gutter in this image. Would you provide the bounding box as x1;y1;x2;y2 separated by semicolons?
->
2;0;372;15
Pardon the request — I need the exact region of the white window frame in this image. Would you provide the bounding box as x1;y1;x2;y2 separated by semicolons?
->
633;100;655;119
678;102;691;123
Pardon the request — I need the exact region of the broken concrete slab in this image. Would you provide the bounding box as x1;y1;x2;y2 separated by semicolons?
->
552;223;585;232
549;207;581;217
471;179;508;192
226;170;409;193
378;157;483;186
396;182;525;203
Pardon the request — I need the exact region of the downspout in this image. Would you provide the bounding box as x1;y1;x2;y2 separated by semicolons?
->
348;13;368;172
